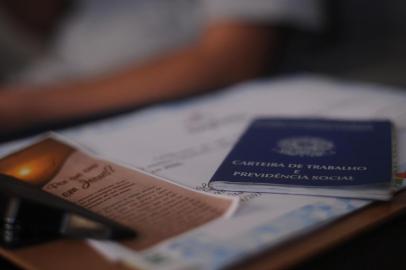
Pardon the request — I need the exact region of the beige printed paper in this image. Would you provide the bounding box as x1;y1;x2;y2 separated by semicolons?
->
0;136;237;250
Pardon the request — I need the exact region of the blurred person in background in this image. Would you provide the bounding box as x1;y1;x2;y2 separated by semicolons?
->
0;0;322;135
0;0;405;137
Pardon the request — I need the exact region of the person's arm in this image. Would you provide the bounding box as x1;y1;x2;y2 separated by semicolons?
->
0;21;278;133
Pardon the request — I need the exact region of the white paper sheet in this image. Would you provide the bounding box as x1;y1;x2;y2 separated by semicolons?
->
1;75;405;269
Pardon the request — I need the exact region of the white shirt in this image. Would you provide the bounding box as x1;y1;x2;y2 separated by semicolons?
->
11;0;322;84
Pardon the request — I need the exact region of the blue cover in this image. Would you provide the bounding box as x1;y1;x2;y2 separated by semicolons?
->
210;118;393;188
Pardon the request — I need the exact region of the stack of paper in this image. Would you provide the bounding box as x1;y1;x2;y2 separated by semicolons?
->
0;75;405;270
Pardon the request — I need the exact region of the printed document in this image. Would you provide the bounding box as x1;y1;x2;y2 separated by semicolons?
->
0;135;237;250
0;76;405;269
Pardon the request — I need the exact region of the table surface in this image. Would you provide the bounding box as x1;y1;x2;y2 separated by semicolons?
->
1;74;405;270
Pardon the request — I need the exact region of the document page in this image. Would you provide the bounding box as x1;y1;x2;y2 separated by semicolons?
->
64;76;406;268
0;136;237;250
0;75;404;268
60;76;406;189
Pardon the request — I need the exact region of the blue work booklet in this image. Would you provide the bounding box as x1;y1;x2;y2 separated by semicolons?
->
209;118;395;200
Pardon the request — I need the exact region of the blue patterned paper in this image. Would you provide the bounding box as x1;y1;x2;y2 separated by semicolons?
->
142;199;367;270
